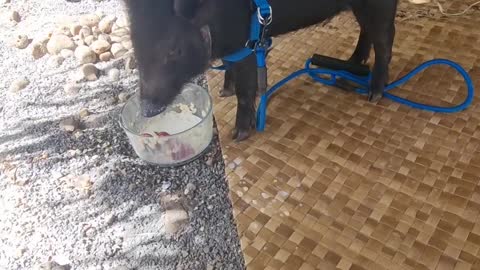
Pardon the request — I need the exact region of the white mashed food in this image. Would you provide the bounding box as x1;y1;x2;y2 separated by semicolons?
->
143;110;202;135
130;102;213;164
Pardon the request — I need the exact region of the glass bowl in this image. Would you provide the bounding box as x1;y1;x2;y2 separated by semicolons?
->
120;83;213;166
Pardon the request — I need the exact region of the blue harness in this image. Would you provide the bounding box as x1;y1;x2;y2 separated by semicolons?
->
211;0;273;94
210;0;475;133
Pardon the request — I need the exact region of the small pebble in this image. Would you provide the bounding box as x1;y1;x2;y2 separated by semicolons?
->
99;51;112;62
47;34;75;55
10;10;21;22
60;49;74;58
108;68;120;81
75;45;96;64
91;26;101;38
184;183;196;195
110;43;127;58
73;131;82;139
111;27;129;37
95;10;105;19
98;33;111;43
79;14;100;28
66;149;80;157
32;43;47;59
83;35;94;46
98;15;116;33
206;157;213;166
57;25;72;37
59;117;78;132
14;247;26;259
110;35;123;43
64;83;81;95
117;92;129;103
70;24;82;36
116;16;129;28
38;35;50;46
125;54;137;70
84;226;96;238
34;261;68;270
164;209;189;236
90;39;111;55
79;26;92;39
10;78;30;92
81;64;99;81
73;37;84;47
121;40;132;50
48;55;65;68
161;181;171;191
14;35;30;49
79;108;90;118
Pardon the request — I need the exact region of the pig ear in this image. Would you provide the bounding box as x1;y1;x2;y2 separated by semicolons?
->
200;25;212;58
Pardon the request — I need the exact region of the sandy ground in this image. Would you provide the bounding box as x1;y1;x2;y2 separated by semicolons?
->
0;0;245;269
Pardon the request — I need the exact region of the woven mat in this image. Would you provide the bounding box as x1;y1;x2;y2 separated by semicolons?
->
207;1;480;269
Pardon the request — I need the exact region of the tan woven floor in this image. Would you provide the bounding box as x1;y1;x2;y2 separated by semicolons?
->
207;1;480;269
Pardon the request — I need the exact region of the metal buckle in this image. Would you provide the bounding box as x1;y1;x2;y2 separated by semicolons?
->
257;6;272;25
245;40;255;50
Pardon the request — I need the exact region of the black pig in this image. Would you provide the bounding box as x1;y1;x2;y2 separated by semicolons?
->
124;0;398;141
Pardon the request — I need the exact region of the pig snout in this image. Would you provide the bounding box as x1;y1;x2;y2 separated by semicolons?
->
140;98;167;118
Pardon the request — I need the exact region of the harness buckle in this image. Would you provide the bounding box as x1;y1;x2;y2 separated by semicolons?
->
257;6;272;25
245;40;256;50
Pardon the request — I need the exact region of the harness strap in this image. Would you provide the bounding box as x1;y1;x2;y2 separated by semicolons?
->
210;0;272;71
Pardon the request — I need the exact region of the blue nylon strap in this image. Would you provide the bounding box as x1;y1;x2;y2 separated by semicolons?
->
213;0;271;70
250;13;261;42
253;0;272;18
223;48;254;63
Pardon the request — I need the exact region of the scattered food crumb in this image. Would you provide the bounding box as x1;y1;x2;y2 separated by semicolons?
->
59;117;79;132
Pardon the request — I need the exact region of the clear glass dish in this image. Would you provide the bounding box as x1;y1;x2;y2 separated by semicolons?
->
120;83;213;166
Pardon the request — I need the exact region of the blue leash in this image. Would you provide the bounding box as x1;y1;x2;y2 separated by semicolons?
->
210;0;475;132
256;58;475;131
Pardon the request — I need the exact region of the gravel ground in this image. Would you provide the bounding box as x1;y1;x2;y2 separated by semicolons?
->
0;0;245;269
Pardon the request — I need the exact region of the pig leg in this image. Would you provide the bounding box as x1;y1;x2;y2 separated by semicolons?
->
334;5;372;92
352;2;396;102
219;66;236;97
369;21;395;102
349;5;371;65
232;55;257;141
221;47;272;98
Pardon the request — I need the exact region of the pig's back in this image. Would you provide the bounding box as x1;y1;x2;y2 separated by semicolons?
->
268;0;353;36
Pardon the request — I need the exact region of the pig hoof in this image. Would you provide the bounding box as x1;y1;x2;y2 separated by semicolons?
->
232;128;250;142
219;87;235;97
368;91;383;103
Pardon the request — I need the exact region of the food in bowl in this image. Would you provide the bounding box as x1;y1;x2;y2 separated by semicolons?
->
120;83;213;166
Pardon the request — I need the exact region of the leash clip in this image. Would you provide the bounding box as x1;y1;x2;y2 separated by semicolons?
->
257;6;272;25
